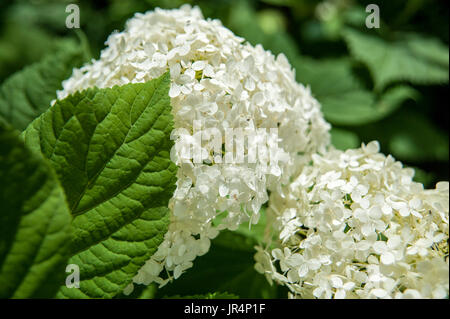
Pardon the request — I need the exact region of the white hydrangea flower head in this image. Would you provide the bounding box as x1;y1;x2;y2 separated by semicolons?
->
255;141;449;299
57;5;331;288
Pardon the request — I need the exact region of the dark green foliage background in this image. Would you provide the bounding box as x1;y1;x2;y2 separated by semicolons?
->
0;0;448;186
0;0;448;299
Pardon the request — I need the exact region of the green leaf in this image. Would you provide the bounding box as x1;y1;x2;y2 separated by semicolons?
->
165;292;239;299
294;57;361;100
387;111;449;162
294;56;417;125
375;85;418;115
406;35;450;67
342;28;449;90
0;41;86;131
0;123;72;298
23;72;177;298
321;85;417;126
294;57;373;125
320;90;376;125
331;128;360;150
156;231;286;299
356;108;449;163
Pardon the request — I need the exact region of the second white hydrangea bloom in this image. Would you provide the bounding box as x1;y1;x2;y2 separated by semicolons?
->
256;142;449;299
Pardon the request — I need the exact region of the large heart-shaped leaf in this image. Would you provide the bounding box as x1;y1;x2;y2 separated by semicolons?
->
23;72;177;298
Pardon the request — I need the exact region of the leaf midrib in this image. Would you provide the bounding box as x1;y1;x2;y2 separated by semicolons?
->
69;79;165;215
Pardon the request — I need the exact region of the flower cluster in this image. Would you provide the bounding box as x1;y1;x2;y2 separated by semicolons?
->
57;5;330;289
255;142;449;299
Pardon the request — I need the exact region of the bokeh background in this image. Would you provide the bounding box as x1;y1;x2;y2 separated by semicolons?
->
0;0;448;298
0;0;448;186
